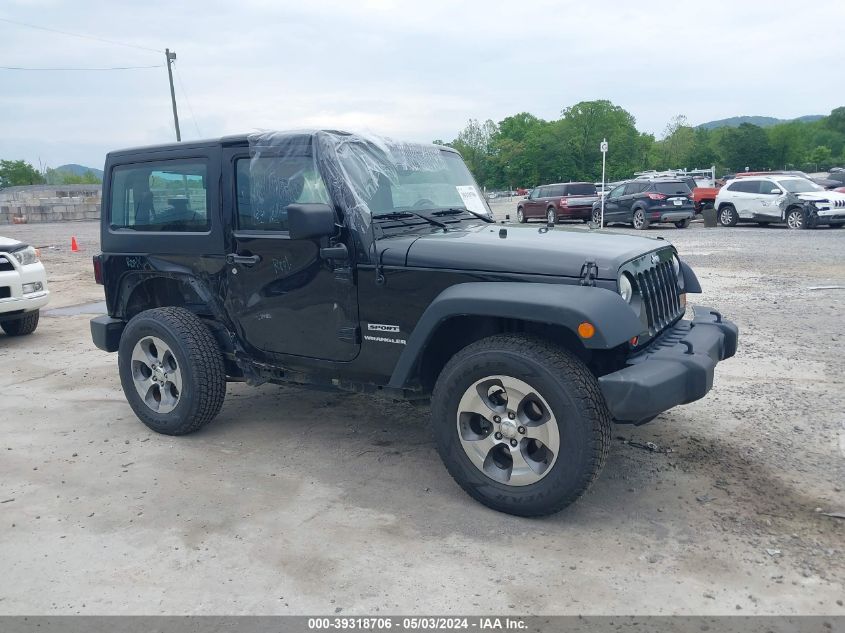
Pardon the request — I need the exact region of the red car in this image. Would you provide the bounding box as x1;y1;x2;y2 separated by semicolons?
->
517;182;599;224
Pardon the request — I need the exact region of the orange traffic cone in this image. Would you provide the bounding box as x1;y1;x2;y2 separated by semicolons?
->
71;236;80;252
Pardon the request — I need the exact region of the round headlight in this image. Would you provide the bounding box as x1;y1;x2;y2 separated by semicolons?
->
618;273;633;303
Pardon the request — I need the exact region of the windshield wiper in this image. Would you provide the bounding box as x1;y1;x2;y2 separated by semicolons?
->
427;207;494;222
374;210;448;229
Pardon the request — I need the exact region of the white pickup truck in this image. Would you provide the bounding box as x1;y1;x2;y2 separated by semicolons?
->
0;236;49;336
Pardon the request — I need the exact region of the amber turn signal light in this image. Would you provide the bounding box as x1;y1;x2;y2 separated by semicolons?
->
578;322;595;339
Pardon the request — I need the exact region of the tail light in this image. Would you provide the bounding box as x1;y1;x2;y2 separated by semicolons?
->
647;192;667;201
93;254;103;285
558;198;569;208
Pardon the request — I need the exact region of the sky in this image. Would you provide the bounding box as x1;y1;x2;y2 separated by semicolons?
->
1;0;843;170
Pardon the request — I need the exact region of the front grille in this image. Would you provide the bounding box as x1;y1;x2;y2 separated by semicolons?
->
636;260;682;334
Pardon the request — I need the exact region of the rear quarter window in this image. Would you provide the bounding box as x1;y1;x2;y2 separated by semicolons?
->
110;160;209;232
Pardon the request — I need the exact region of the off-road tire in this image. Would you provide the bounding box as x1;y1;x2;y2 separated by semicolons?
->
431;334;611;517
516;207;527;223
632;208;650;230
118;307;226;435
1;310;39;336
674;218;691;229
719;204;739;226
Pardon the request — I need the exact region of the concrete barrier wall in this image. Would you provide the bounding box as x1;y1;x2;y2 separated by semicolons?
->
0;184;102;224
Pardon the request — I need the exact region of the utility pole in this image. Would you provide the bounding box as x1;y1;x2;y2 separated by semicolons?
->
165;48;181;142
599;139;608;228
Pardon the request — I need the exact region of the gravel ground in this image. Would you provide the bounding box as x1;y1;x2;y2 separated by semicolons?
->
0;217;843;615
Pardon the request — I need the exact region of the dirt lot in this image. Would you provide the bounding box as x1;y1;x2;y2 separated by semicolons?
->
1;217;843;615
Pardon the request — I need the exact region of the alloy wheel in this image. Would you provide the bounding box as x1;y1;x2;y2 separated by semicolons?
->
720;208;734;226
130;335;183;414
633;210;645;229
547;209;556;224
787;210;804;229
456;375;560;486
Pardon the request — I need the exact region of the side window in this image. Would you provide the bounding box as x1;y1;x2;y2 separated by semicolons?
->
760;181;781;194
608;184;625;198
548;185;565;197
731;180;758;193
622;182;642;195
110;161;209;232
235;155;330;231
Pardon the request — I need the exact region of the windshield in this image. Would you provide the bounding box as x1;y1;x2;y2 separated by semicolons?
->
777;178;824;193
341;146;491;217
566;183;597;196
654;182;691;195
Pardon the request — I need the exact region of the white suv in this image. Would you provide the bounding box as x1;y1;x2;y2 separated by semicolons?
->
715;175;845;229
0;236;50;336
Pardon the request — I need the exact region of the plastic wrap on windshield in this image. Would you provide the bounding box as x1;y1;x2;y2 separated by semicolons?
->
246;130;449;245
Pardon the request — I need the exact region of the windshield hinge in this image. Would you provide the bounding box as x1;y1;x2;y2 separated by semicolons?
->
579;261;599;287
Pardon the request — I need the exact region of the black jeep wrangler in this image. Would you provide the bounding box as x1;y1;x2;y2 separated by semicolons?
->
91;130;738;516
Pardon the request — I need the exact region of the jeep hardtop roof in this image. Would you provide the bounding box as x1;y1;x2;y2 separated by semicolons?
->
106;131;457;158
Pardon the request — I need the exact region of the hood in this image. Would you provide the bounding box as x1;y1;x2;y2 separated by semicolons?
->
379;224;670;280
794;190;845;202
0;236;24;250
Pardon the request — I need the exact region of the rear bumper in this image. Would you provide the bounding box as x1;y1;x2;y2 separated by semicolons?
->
90;315;125;352
651;209;695;222
598;306;738;424
558;207;592;219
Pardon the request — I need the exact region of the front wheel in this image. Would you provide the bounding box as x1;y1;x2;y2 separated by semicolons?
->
516;207;526;224
592;207;602;225
431;334;611;517
118;307;226;435
674;218;691;229
1;310;39;336
786;207;812;230
632;208;650;230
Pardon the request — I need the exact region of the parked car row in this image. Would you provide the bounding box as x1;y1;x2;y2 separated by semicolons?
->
517;178;695;229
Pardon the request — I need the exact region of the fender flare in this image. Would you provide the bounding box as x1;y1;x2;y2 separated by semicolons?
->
387;281;642;389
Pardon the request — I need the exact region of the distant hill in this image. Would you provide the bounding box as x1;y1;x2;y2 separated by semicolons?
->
699;115;824;130
54;164;104;178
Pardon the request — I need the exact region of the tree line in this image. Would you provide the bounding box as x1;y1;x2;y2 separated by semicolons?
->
0;159;102;189
435;101;845;190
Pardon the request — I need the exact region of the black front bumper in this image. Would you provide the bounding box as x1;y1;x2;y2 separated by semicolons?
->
598;306;738;424
90;315;125;352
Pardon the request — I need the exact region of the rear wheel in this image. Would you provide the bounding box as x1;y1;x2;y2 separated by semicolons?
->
118;307;226;435
431;334;611;517
719;204;738;226
632;208;650;230
674;218;691;229
1;310;39;336
547;207;557;224
516;207;526;224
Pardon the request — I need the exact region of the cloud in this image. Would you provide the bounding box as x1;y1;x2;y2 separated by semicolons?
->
1;0;842;168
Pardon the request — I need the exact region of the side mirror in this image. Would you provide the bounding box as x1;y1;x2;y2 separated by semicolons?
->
286;203;335;240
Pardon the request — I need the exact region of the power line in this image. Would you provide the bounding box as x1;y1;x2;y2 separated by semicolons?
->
0;16;162;53
173;64;202;137
1;64;163;71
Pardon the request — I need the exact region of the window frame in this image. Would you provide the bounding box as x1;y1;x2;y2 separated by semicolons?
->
108;157;212;236
233;154;331;233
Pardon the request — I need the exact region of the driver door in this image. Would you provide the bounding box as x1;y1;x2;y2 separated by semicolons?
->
222;146;360;361
602;184;627;221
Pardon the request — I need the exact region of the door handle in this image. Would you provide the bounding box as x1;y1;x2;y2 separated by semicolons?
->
226;253;261;266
